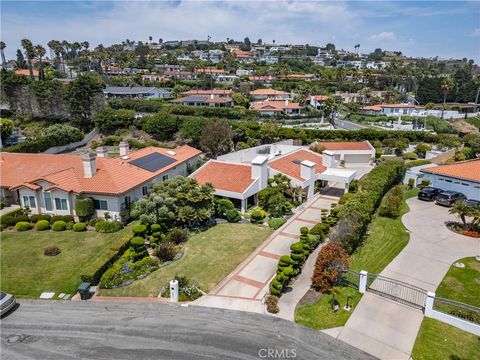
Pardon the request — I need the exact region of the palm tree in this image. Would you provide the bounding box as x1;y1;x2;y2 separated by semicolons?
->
449;202;475;227
34;44;46;80
0;41;6;69
21;38;35;79
441;76;455;119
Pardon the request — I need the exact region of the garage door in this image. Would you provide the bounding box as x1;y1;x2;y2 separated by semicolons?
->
344;154;371;164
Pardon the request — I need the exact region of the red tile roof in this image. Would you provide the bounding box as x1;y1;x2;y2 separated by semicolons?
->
0;145;202;195
250;100;302;112
269;150;326;181
317;141;373;151
250;89;290;96
14;69;39;77
182;89;233;96
191;161;255;193
420;159;480;183
308;95;329;101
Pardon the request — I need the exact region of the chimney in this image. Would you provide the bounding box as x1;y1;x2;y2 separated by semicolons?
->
96;146;108;158
119;141;129;157
322;150;336;168
210;93;214;99
300;160;316;180
285;99;289;106
251;155;269;190
82;152;97;178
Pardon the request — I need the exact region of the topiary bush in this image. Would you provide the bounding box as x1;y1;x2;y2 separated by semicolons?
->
166;228;189;244
95;220;124;233
35;220;51;231
75;198;95;221
268;217;286;230
310;223;330;237
44;246;61;256
16;221;32;231
150;224;161;233
130;236;145;248
250;209;266;224
52;220;67;231
300;226;309;235
73;222;87;232
132;224;148;237
225;209;241;223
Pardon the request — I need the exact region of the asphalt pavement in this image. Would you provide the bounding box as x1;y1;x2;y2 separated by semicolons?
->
1;300;375;360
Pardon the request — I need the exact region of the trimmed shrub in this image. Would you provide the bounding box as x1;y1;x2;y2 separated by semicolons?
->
73;222;87;232
44;246;61;256
167;228;189;244
250;209;266;224
95;220;124;233
310;223;330;237
52;220;67;231
35;220;51;231
150;224;162;233
300;227;309;235
405;159;431;168
225;209;241;223
50;215;74;224
268;217;286;230
403;152;418;160
1;215;17;227
88;218;100;227
30;214;52;223
338;192;353;205
214;198;235;217
265;295;280;313
154;241;177;262
75;198;95;220
130;236;145;248
132;224;148;237
16;221;32;231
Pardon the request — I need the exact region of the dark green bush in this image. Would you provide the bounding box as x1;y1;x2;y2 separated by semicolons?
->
95;220;124;233
132;224;148;237
166;228;189;244
35;220;51;231
30;214;52;223
214;198;235;217
52;220;67;231
14;214;30;223
378;184;404;218
309;223;330;237
75;198;95;220
73;222;87;232
348;180;359;193
268;217;286;230
225;209;241;223
88;218;100;227
250;209;265;224
1;215;17;227
50;215;74;224
338;192;354;205
16;221;32;231
300;227;309;235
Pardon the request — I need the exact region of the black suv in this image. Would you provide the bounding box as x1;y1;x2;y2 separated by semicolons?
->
435;191;467;207
417;187;442;201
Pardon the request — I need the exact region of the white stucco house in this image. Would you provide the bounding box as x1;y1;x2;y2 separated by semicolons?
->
420;159;480;200
0;143;202;220
103;87;172;99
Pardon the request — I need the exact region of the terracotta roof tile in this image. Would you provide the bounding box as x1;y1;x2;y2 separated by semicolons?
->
269;150;326;181
250;89;290;95
191;161;255;193
250;100;302;111
420;159;480;183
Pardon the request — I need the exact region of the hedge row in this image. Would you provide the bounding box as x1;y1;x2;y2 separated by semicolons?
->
330;159;406;253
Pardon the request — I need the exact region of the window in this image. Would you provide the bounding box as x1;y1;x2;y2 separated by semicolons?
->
162;175;168;181
54;198;68;211
94;199;108;211
142;186;148;196
22;195;36;209
44;192;53;211
125;196;131;206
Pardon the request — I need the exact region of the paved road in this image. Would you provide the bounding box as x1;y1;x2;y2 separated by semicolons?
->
1;300;374;360
336;199;479;359
333;118;366;130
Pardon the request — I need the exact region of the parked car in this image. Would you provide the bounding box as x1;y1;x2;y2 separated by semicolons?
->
435;191;467;207
465;199;480;208
0;292;16;316
417;187;442;201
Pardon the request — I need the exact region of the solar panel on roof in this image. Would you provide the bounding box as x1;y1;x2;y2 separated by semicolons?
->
129;152;176;172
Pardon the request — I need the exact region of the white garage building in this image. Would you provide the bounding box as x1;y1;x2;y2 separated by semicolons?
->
420;159;480;201
314;141;375;165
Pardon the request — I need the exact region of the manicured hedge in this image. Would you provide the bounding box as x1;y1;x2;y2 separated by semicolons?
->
30;214;52;223
50;215;74;224
330;159;406;253
75;198;95;219
73;222;87;232
132;224;147;237
15;221;32;231
95;220;124;233
268;217;286;230
225;209;240;223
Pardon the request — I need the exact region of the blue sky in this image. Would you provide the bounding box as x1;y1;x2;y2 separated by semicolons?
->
1;1;479;62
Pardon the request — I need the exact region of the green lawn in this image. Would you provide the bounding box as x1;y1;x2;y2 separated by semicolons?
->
99;223;273;297
435;257;480;307
412;318;480;360
350;186;419;274
295;286;362;330
0;225;133;298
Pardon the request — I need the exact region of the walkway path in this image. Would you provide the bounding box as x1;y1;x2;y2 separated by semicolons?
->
194;191;340;313
333;199;479;360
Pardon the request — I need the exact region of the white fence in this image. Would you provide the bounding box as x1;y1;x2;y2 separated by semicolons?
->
44;127;99;154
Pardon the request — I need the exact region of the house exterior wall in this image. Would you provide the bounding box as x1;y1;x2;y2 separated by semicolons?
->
422;174;480;201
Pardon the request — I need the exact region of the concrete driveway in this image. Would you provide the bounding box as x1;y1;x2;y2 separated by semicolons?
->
336;198;479;360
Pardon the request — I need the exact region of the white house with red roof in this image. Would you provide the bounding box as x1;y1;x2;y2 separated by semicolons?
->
360;104;424;116
314;141;376;164
190;141;370;211
250;89;291;101
250;100;303;116
0;143;202;220
308;95;329;110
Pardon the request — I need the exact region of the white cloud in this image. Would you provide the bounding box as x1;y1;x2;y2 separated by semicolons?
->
369;31;397;42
